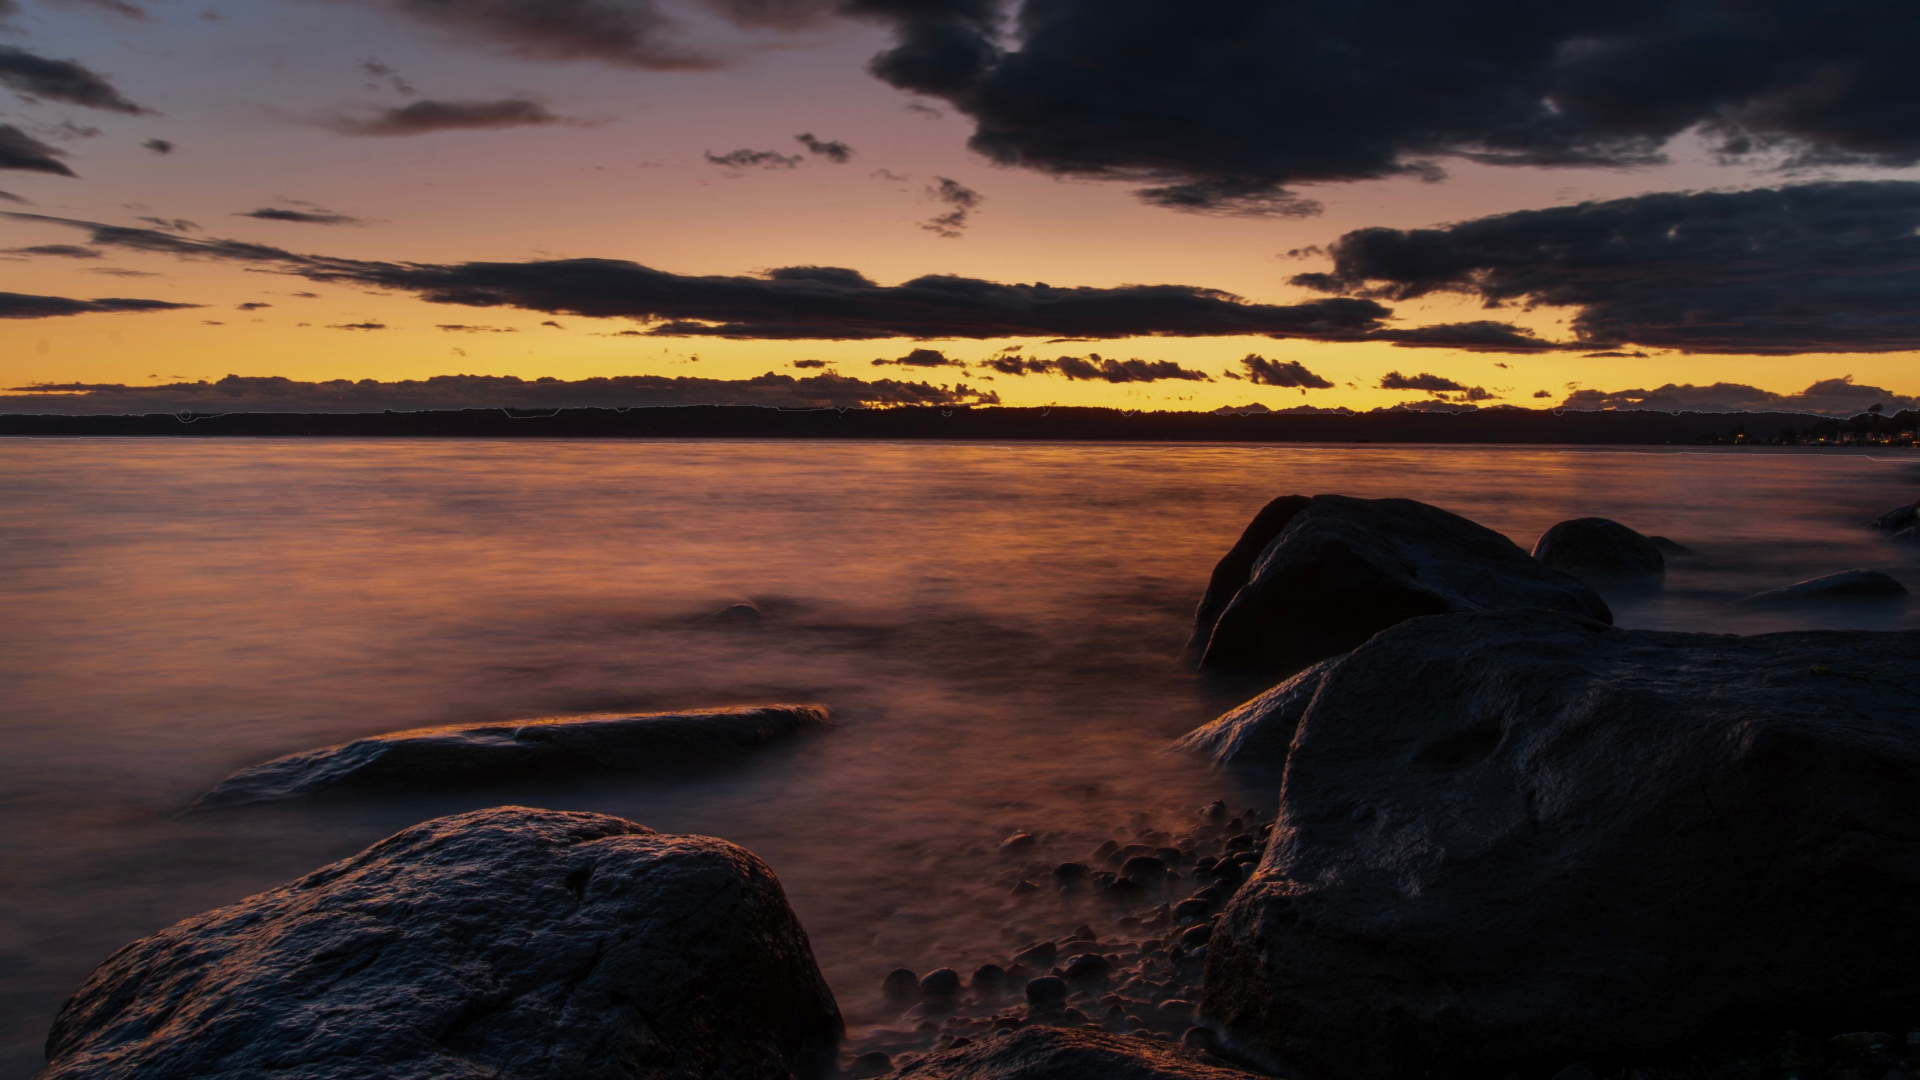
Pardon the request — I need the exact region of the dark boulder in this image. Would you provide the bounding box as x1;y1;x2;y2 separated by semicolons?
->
42;806;844;1080
1172;657;1343;769
894;1027;1251;1079
194;704;830;807
1530;517;1665;582
1203;610;1920;1079
1869;499;1920;531
1191;495;1610;678
1647;535;1692;555
1737;569;1908;605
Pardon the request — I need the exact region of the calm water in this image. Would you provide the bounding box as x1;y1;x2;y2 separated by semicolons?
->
3;439;1917;1075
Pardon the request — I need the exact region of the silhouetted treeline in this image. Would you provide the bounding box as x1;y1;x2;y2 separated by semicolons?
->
0;405;1909;444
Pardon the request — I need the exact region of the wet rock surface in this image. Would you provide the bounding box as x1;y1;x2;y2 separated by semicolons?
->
1738;569;1908;605
1531;517;1666;583
42;806;844;1080
1171;657;1342;771
1870;499;1920;531
1191;495;1610;679
894;1026;1254;1078
1203;610;1920;1079
194;704;831;806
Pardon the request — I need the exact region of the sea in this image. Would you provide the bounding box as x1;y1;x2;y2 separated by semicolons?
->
3;439;1916;1076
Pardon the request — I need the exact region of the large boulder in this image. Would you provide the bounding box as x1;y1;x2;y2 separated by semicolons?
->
195;704;830;807
42;806;844;1080
894;1028;1252;1079
1530;517;1665;583
1190;496;1610;678
1736;569;1908;605
1201;610;1920;1079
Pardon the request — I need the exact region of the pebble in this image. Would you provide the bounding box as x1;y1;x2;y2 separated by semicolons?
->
1063;954;1112;982
1026;975;1068;1008
1010;879;1039;895
1183;1027;1217;1049
1051;862;1090;886
1093;840;1121;861
883;968;919;1001
850;1050;895;1078
920;968;961;999
1121;855;1168;882
1179;923;1212;948
999;832;1036;853
970;964;1008;993
1013;940;1056;965
1201;800;1227;819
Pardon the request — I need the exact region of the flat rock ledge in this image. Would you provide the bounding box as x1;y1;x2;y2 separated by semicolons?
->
41;806;844;1080
195;703;831;807
895;1027;1254;1079
1200;610;1920;1080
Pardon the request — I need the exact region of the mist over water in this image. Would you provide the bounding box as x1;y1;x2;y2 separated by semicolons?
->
2;439;1916;1076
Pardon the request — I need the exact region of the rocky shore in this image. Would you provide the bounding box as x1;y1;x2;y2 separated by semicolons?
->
34;492;1920;1080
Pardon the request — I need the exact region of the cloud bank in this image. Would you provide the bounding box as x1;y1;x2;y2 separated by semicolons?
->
0;370;1000;413
326;98;571;136
1560;376;1915;416
1294;181;1920;354
0;45;146;114
0;291;195;317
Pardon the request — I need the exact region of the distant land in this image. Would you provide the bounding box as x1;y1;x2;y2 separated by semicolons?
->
3;405;1916;445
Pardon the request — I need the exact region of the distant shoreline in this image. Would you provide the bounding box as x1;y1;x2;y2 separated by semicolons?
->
0;405;1911;445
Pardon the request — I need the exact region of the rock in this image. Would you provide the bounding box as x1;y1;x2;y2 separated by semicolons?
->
1063;954;1112;983
1191;495;1610;678
1121;855;1170;884
1013;941;1057;967
1052;862;1091;887
1647;535;1692;555
1203;609;1920;1078
1738;569;1908;605
885;968;922;1002
1172;658;1342;768
700;601;764;624
999;833;1037;854
1010;879;1040;896
1869;500;1920;530
194;704;831;807
894;1027;1249;1079
42;806;843;1080
1895;526;1920;544
1531;517;1665;582
971;965;1009;993
921;968;963;1000
1026;976;1067;1009
852;1050;897;1078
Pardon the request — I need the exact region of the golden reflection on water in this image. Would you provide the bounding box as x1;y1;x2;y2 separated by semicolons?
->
0;439;1915;1076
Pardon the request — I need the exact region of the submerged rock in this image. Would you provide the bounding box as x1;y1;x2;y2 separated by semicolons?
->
895;1027;1249;1079
195;704;831;807
42;806;844;1080
1204;610;1920;1078
1647;535;1693;555
1191;495;1610;678
1869;499;1920;531
1531;517;1665;582
1171;657;1342;769
1737;569;1908;604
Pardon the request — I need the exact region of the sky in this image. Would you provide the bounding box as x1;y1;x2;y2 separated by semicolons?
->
0;0;1917;413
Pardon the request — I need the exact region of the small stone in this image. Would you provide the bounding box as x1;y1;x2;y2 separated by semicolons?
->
1074;925;1097;940
1093;840;1121;861
971;964;1008;993
1026;975;1068;1008
1179;923;1212;949
1051;862;1090;886
1010;879;1039;896
920;968;961;999
946;1037;973;1050
700;601;763;624
999;832;1036;853
1201;800;1227;819
850;1050;895;1078
883;968;919;1001
1104;877;1148;902
1063;954;1112;983
1173;898;1210;922
1013;941;1057;966
1121;855;1169;882
916;1020;940;1033
1549;1067;1598;1080
1183;1027;1217;1049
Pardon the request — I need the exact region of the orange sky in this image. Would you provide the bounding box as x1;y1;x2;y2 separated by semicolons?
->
1;0;1915;411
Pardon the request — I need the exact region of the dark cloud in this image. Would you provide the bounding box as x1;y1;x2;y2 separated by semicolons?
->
437;323;517;332
0;45;147;114
1533;390;1552;398
0;291;195;318
982;352;1210;382
1370;320;1592;352
1240;354;1333;388
5;243;101;258
705;147;803;169
0;189;28;204
0;370;1000;413
135;216;197;232
83;267;157;277
1560;376;1915;416
237;302;270;310
1380;370;1469;393
369;0;715;70
238;207;365;225
921;176;980;237
11;212;1406;341
142;138;174;154
853;0;1920;213
795;132;852;162
0;125;73;176
1293;181;1920;354
872;346;962;367
792;358;828;368
328;321;387;330
326;98;570;137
